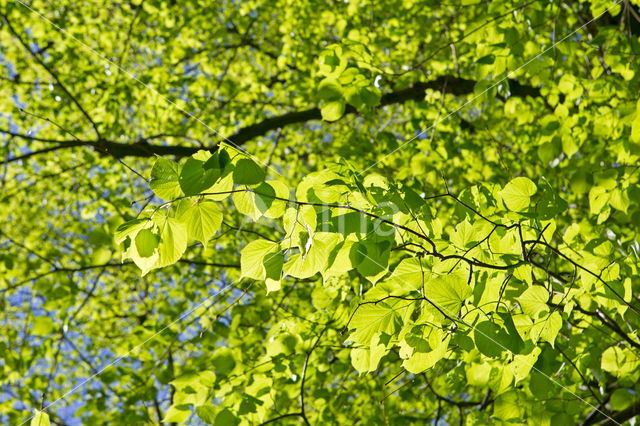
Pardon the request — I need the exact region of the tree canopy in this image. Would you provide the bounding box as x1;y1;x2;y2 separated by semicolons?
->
2;0;640;424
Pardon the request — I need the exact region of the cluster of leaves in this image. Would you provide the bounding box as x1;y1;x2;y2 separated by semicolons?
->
316;43;382;120
113;144;639;424
2;0;640;425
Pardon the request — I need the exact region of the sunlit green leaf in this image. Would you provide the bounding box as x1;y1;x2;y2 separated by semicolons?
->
500;177;537;212
31;411;50;426
233;158;265;186
150;157;183;200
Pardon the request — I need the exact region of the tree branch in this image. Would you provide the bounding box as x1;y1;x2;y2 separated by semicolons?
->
225;76;540;146
2;76;542;160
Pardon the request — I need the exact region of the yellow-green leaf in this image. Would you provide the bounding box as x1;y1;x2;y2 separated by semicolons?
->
500;177;537;211
31;410;50;426
518;286;549;319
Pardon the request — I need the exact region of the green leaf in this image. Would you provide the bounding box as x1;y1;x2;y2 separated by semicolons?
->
403;334;450;374
589;186;610;215
348;300;411;345
601;346;640;378
233;181;287;220
610;389;636;411
344;86;364;109
33;316;55;335
154;215;188;269
240;240;280;280
324;239;355;276
31;410;50;426
317;78;343;101
360;86;381;107
537;311;562;347
121;221;160;275
476;54;496;64
162;405;192;423
177;200;223;245
449;219;480;249
134;228;159;257
114;218;150;245
509;347;541;383
150;157;183;200
284;233;339;279
493;391;525;421
518;286;549;319
536;183;568;220
204;149;232;171
171;371;215;406
233;158;265;185
632;98;640;143
474;320;523;358
179;157;220;195
263;250;284;293
318;45;347;76
351;334;388;373
610;188;630;213
321;100;346;121
500;177;537;212
215;408;239;426
385;257;427;293
466;363;492;386
424;274;472;319
196;405;218;424
212;348;236;375
350;239;390;282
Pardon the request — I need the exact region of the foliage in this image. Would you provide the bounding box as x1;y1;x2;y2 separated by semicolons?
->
1;0;640;425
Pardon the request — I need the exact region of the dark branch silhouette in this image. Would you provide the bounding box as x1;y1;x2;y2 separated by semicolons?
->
3;76;542;161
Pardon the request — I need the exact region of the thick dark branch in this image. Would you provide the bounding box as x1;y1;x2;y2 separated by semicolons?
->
227;76;540;146
1;129;206;162
3;76;542;160
0;128;80;144
96;139;203;158
4;142;87;163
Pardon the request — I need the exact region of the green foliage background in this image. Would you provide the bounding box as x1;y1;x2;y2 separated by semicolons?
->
1;0;640;424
